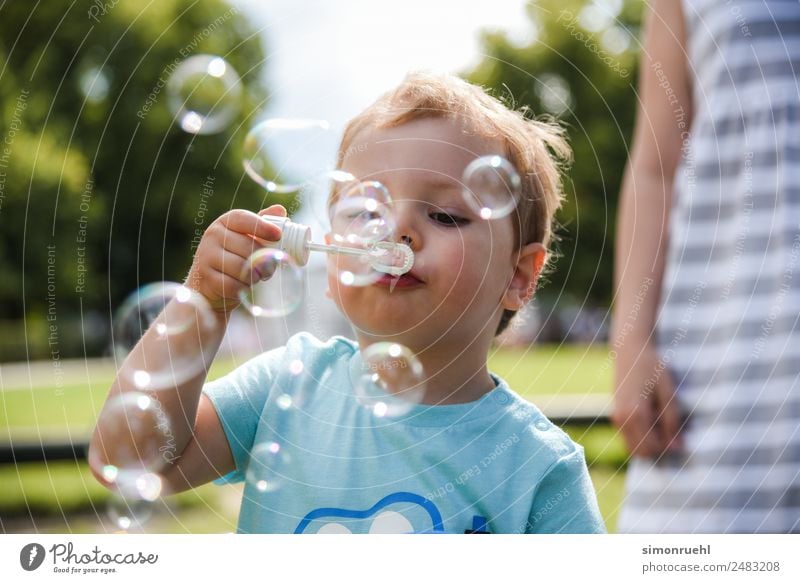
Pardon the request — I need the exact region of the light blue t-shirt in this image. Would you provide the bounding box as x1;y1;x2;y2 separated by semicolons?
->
203;333;606;534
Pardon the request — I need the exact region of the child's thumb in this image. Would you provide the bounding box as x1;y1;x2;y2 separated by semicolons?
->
258;204;287;217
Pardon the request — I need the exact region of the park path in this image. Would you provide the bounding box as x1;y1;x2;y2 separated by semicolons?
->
0;357;117;392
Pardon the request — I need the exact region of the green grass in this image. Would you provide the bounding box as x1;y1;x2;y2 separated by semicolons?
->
589;464;626;533
0;358;244;439
0;461;240;533
2;345;612;439
489;344;612;397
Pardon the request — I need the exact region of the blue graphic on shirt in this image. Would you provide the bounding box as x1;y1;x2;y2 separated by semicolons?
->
294;491;445;534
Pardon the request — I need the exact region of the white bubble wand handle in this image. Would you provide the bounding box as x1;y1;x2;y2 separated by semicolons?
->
260;215;414;276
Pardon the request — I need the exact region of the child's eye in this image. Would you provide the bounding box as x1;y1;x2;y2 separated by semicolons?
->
430;212;469;227
345;210;382;222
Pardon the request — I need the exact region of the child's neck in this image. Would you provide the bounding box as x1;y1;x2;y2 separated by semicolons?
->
356;333;496;406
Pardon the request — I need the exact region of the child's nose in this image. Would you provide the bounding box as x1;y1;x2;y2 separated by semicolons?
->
392;203;422;250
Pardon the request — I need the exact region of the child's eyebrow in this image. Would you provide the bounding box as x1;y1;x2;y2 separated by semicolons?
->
414;177;462;193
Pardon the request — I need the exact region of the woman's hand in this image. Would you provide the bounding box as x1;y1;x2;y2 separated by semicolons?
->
612;341;683;459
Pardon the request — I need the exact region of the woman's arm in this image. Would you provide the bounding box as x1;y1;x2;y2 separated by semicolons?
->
611;0;692;459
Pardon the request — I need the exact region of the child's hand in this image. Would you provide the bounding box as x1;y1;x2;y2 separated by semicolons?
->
185;205;286;314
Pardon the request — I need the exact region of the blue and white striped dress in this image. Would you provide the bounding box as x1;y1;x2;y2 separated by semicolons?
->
620;0;800;533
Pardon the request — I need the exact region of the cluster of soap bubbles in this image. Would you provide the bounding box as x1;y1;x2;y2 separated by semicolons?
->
94;283;219;530
97;54;525;523
158;52;524;317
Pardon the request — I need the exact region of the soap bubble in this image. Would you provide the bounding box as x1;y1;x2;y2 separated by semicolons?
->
88;392;173;498
462;155;521;220
243;118;333;193
302;169;360;228
353;343;425;418
326;180;396;287
107;493;156;531
115;283;212;348
327;245;383;288
238;248;305;317
77;62;111;104
113;282;218;390
245;441;292;494
167;55;241;135
329;180;394;247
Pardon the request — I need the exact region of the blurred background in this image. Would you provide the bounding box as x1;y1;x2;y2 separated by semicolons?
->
0;0;643;533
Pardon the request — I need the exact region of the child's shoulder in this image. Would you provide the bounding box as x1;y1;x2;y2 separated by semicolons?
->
250;331;358;376
284;331;357;358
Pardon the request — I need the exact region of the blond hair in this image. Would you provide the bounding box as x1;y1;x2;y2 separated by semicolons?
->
337;71;570;334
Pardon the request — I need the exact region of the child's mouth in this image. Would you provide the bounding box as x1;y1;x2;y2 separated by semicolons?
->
374;273;423;289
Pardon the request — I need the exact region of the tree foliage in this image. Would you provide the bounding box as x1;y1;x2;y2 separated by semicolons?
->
0;0;274;359
467;0;644;308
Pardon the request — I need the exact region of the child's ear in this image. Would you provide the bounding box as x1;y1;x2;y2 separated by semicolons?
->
502;242;547;311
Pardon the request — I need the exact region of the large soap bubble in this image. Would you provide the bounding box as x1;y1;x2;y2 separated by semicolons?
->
243;118;333;192
327;179;395;287
167;55;241;135
245;441;293;494
353;342;426;418
238;248;305;317
88;391;172;499
113;282;218;391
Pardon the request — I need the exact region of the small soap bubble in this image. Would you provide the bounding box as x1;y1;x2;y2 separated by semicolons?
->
275;394;293;410
330;250;381;288
78;64;111;104
132;472;163;501
238;248;305;317
88;392;173;497
462;155;521;220
113;282;218;390
243;118;333;192
107;493;156;531
289;359;304;375
167;55;241;135
245;441;292;494
354;342;426;418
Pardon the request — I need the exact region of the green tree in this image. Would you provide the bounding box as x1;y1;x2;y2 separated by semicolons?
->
0;0;279;359
468;0;644;309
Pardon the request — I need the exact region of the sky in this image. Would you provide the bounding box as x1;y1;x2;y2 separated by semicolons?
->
232;0;534;128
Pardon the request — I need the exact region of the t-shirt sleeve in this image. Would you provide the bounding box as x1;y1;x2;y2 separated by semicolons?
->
526;446;607;533
202;345;286;483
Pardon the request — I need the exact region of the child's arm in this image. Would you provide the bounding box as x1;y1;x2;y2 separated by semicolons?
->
610;0;692;458
89;205;285;494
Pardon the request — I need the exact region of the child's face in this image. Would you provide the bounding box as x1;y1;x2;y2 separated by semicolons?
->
327;116;538;349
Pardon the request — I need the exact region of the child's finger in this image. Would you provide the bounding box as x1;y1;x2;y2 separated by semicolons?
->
258;204;287;218
207;268;248;301
220;209;282;241
216;230;266;260
209;250;254;285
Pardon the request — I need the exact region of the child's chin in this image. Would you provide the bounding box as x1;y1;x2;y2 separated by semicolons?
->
353;318;426;341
